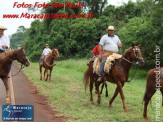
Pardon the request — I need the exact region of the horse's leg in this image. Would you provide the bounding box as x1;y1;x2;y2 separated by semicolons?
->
162;90;163;106
100;83;104;94
49;69;52;82
109;83;124;108
90;76;94;104
2;78;10;104
109;87;118;108
43;68;46;80
45;69;48;81
95;81;102;104
143;91;155;120
39;65;42;80
116;82;128;112
105;82;108;97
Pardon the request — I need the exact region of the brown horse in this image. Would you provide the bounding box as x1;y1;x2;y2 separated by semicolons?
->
143;67;163;120
83;43;144;112
0;47;30;104
39;48;60;82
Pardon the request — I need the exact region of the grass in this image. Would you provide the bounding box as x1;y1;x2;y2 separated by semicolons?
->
23;59;163;122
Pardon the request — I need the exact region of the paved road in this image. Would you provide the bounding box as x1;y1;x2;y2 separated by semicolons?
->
0;77;9;122
0;63;65;122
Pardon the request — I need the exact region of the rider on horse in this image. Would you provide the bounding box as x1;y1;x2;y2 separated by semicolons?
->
97;26;122;82
0;25;10;53
40;44;52;65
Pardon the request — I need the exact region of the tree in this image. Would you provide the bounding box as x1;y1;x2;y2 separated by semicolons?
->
83;0;107;18
10;26;27;49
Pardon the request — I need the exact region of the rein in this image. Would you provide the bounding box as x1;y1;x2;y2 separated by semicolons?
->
122;57;132;64
44;54;56;67
128;63;138;82
9;63;25;78
121;47;141;82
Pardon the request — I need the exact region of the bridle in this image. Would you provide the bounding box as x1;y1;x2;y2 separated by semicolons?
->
51;50;59;58
133;48;144;61
123;47;143;64
3;50;27;77
122;47;144;82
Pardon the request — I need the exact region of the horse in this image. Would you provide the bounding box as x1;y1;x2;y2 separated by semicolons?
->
39;48;60;82
143;67;163;120
0;47;30;104
83;43;144;112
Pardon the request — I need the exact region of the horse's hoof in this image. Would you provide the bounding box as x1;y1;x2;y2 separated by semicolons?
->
108;104;112;108
124;108;129;112
105;94;108;97
91;101;94;104
97;99;101;104
144;117;148;120
6;99;10;104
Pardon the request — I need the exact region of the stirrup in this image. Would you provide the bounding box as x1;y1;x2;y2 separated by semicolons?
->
97;76;103;82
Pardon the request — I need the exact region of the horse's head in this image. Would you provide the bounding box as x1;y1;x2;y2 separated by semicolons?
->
16;47;30;67
130;43;144;66
51;48;60;58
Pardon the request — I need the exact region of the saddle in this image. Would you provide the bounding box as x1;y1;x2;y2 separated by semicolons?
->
93;53;122;75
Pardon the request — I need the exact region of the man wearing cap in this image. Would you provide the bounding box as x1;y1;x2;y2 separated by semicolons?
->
40;44;51;65
0;25;10;53
97;26;122;82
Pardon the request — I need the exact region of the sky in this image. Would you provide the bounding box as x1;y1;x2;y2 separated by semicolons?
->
0;0;136;36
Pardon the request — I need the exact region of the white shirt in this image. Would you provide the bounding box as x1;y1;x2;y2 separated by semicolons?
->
0;35;10;51
99;34;121;52
42;48;51;55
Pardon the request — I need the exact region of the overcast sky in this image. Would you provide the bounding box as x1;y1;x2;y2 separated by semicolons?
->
0;0;136;36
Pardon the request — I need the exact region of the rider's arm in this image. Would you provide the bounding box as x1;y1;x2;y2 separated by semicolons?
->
118;44;122;48
99;45;103;60
42;49;45;55
2;45;8;49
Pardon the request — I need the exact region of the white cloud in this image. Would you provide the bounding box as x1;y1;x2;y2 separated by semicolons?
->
0;0;50;36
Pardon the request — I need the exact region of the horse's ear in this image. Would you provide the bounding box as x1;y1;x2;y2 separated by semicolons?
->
20;47;24;50
132;43;135;48
138;44;141;47
52;49;55;53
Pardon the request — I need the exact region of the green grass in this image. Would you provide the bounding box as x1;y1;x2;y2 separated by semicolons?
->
23;59;163;122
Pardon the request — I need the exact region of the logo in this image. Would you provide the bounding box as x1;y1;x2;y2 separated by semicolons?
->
2;105;33;121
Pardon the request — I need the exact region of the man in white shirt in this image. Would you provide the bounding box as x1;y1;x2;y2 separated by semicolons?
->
97;26;122;82
0;25;10;53
40;44;51;65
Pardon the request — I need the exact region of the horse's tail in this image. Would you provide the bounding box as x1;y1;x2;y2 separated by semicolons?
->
83;61;92;92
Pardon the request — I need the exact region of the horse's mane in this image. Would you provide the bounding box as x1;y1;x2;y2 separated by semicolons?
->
0;50;16;61
122;47;132;57
115;47;133;65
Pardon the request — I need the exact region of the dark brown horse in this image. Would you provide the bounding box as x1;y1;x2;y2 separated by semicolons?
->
143;67;163;120
39;48;60;82
0;47;30;104
83;43;144;112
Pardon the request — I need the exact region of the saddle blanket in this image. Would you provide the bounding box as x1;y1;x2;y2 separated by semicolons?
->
93;53;122;75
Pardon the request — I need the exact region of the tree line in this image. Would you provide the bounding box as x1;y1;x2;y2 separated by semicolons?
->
10;0;163;68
